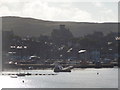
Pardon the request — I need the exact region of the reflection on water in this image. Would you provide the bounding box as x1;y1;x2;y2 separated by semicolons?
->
0;68;118;88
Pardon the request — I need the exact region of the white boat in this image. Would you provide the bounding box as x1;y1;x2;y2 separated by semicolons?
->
54;64;73;72
10;75;17;78
16;69;26;76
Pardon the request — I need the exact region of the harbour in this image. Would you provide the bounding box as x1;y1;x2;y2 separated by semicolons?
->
0;1;119;89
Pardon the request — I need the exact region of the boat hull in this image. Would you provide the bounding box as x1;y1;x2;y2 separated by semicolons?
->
54;68;71;72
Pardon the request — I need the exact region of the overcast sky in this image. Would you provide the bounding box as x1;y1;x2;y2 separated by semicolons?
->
0;0;118;22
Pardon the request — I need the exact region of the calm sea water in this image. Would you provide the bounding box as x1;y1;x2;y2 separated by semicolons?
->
0;68;118;88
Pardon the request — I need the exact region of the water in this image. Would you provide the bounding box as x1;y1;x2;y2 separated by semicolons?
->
0;68;118;88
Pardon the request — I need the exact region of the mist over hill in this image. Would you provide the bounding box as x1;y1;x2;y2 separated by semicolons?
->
2;16;118;37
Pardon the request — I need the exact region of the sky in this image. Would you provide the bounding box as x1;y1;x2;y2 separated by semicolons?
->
0;0;119;22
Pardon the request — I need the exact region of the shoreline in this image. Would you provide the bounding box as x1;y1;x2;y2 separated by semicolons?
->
2;66;118;72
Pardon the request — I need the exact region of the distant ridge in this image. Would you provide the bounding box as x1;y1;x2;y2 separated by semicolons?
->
2;16;118;37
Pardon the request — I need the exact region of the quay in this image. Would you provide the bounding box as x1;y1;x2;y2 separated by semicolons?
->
4;63;116;70
73;64;114;68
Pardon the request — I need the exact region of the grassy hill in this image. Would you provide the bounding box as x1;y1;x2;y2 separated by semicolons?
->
2;16;118;37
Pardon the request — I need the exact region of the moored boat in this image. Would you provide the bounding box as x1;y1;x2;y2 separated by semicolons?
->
54;64;72;72
10;75;17;78
16;73;26;76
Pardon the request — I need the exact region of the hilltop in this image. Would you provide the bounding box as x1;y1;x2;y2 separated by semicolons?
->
2;16;118;37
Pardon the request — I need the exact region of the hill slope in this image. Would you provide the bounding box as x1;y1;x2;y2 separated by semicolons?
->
2;16;118;37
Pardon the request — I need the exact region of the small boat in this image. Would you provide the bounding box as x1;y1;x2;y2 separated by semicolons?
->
54;64;72;72
26;73;32;76
10;75;17;78
54;69;71;72
16;69;26;76
16;73;26;76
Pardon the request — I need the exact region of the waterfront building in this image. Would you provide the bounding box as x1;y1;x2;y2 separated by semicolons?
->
90;50;100;63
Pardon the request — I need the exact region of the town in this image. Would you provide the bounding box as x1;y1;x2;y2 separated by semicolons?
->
2;25;119;70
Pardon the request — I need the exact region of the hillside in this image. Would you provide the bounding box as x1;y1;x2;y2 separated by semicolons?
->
2;16;118;37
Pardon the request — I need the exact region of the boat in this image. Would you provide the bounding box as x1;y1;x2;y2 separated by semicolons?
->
54;64;72;72
16;69;32;76
10;75;17;78
16;73;26;76
16;69;26;76
26;73;32;75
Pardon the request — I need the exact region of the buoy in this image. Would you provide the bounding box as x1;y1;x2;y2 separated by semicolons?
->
22;80;24;83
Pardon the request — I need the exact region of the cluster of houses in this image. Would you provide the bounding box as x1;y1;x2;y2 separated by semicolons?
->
2;25;119;68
